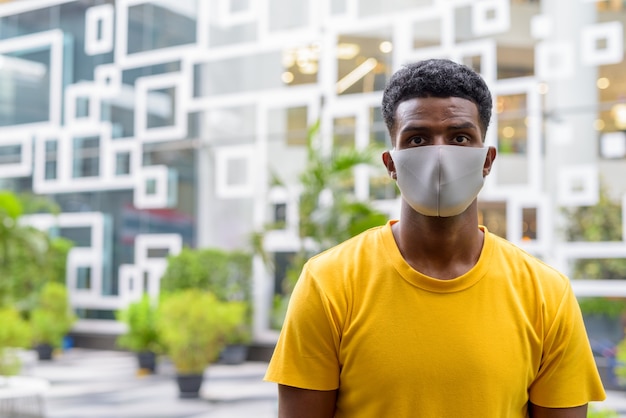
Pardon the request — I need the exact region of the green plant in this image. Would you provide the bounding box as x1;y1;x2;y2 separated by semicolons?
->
116;295;162;353
587;406;619;418
260;121;388;328
297;121;388;250
224;304;252;345
30;282;76;348
0;191;73;313
160;248;253;344
0;307;31;375
562;182;626;317
158;290;246;374
160;248;252;300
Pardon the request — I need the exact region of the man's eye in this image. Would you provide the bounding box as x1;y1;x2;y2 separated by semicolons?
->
453;135;470;144
410;136;425;145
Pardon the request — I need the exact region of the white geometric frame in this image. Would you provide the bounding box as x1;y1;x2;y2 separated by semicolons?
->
32;123;119;193
535;41;575;81
581;21;624;66
0;130;32;178
19;212;106;309
114;0;199;68
134;164;175;209
85;3;115;56
485;76;543;198
0;30;65;132
530;14;552;40
118;233;183;303
558;164;599;207
215;144;257;198
94;64;122;98
134;73;187;142
217;0;259;26
505;195;552;255
64;82;102;127
471;0;510;37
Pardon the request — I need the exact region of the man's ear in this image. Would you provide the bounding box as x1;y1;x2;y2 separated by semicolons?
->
483;146;497;177
382;151;397;180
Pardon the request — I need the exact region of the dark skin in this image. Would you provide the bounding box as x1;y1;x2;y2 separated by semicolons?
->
277;96;588;418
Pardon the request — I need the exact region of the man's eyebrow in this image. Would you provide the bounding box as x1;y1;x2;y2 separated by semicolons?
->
449;121;479;130
398;125;427;134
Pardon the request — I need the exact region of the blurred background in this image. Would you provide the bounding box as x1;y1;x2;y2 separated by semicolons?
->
1;0;626;400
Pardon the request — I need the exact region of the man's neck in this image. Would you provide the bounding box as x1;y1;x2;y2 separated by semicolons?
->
391;204;485;280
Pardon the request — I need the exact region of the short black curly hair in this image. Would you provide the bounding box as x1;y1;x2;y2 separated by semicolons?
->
381;59;492;138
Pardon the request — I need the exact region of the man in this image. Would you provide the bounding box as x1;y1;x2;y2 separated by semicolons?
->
264;59;606;417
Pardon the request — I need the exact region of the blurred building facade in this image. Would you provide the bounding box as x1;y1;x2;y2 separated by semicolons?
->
0;0;625;343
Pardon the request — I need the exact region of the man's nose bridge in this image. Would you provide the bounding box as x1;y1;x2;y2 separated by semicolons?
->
433;134;446;145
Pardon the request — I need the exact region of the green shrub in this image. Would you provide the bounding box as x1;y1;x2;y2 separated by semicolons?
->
0;307;31;375
158;290;245;374
587;406;619;418
116;295;161;353
160;248;253;345
30;282;75;348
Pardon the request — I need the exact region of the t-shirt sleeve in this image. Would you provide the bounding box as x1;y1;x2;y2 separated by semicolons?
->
264;264;342;390
529;281;606;407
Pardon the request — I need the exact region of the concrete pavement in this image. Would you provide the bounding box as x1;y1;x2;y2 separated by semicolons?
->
24;348;277;418
13;347;626;417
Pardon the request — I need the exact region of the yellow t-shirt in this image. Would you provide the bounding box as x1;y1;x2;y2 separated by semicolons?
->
265;220;606;417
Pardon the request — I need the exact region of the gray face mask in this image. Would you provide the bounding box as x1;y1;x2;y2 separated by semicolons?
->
389;146;489;217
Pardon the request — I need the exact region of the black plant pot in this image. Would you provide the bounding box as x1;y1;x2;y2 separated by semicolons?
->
35;343;54;361
137;351;157;373
176;373;204;399
219;344;249;365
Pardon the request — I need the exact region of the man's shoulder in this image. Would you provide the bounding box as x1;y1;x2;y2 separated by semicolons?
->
488;231;569;286
314;224;387;258
305;223;388;274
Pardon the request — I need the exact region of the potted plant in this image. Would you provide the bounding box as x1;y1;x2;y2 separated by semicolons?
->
29;282;75;360
157;289;245;398
0;307;32;375
116;294;162;374
219;302;253;365
160;248;254;364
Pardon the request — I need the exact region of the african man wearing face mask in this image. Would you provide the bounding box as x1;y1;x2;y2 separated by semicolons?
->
264;59;606;418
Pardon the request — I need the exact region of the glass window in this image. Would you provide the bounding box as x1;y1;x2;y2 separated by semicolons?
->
331;0;348;14
147;87;176;129
333;116;356;147
369;106;388;147
209;21;257;47
337;31;392;96
412;18;442;49
0;144;21;165
268;0;308;31
281;43;320;87
127;1;197;54
72;136;100;178
45;140;57;180
496;93;528;155
115;152;131;176
59;226;92;247
194;52;290;96
76;266;91;290
103;101;134;139
205;105;256;144
478;202;507;239
522;207;537;241
497;46;534;80
0;50;51;126
358;0;433;18
122;61;181;85
268;106;308;146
